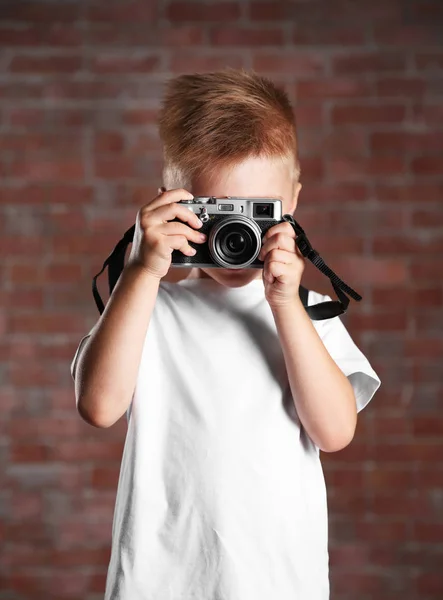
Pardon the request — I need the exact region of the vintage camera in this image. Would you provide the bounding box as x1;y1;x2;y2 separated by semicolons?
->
171;196;283;269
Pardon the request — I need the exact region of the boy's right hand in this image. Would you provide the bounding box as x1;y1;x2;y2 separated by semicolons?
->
126;188;206;280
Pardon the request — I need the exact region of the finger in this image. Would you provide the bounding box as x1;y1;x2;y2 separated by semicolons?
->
146;202;203;231
265;248;294;265
262;221;295;245
259;234;297;260
158;220;207;245
265;258;289;283
166;234;198;257
269;262;290;282
144;188;194;212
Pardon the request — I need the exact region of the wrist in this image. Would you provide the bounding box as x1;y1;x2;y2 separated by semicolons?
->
123;262;162;288
270;295;305;317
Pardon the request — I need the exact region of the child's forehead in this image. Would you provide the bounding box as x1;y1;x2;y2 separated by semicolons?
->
191;156;295;201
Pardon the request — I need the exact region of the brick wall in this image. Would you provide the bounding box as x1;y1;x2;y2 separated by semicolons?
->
1;1;442;598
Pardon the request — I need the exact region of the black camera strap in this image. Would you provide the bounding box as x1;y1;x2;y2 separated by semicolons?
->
92;215;362;320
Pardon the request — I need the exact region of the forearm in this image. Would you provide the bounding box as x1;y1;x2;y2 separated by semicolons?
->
75;264;160;428
272;298;357;452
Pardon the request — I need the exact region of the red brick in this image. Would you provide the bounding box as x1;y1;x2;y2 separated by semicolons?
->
332;104;406;125
11;444;50;462
1;2;81;22
416;52;443;70
8;313;85;335
94;157;139;179
0;133;83;154
50;233;114;255
210;26;284;46
0;25;83;47
412;103;443;126
414;522;443;543
249;2;298;21
167;2;241;22
331;130;370;156
123;109;158;125
294;105;324;127
171;53;244;73
374;24;438;45
87;1;157;22
410;261;443;282
333;571;385;594
0;289;44;310
306;235;364;254
411;210;443;227
299;157;325;181
329;544;369;568
328;157;406;180
9;54;82;73
373;234;443;256
8;108;45;127
376;77;427;97
375;183;443;203
371;132;443;154
90;53;161;74
253;52;325;75
374;441;442;462
10;159;84;181
51;547;110;568
91;466;120;489
126;132;160;155
413;417;443;436
94;132;125;153
2;543;51;569
332;52;406;74
90;24;205;47
296;79;372;100
292;25;366;46
303;183;369;204
347;311;408;332
328;489;368;513
412;156;443;175
356;520;409;543
410;0;443;18
328;207;405;232
371;415;411;437
372;286;443;308
417;571;443;595
90;571;108;593
250;1;402;22
366;466;414;489
330;258;407;285
56;441;123;462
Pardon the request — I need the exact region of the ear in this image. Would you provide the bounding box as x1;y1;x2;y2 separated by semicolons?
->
288;181;302;214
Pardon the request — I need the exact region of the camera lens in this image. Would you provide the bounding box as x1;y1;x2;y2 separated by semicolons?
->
210;217;261;268
225;232;246;254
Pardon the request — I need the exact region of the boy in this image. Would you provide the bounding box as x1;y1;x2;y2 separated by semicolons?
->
71;69;381;600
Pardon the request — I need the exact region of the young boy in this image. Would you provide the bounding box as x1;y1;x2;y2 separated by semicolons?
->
71;69;381;600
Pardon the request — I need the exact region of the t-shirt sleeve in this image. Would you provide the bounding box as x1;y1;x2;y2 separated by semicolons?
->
313;293;381;413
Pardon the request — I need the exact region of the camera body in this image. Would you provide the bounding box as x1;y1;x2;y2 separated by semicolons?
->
171;196;283;269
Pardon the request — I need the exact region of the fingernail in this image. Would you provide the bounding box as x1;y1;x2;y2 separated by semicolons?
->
200;233;207;240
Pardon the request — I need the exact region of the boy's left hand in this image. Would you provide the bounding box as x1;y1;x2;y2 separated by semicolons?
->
258;221;305;309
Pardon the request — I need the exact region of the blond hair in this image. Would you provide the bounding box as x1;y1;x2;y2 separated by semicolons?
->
158;69;300;189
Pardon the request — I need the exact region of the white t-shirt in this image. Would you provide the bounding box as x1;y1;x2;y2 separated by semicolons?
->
71;277;381;600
